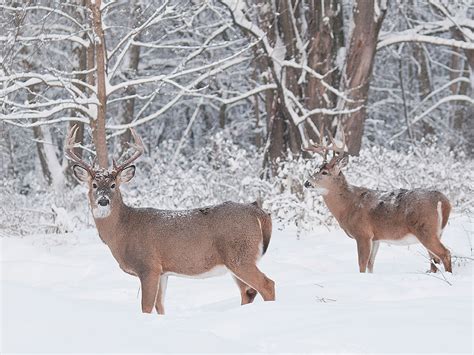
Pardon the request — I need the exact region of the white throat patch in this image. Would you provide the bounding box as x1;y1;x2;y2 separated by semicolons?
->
315;187;329;195
92;206;111;219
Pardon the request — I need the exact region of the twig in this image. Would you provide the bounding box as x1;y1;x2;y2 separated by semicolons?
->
415;250;452;286
316;297;336;303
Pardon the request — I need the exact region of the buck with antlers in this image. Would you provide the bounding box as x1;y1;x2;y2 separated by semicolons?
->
303;126;452;273
66;126;275;314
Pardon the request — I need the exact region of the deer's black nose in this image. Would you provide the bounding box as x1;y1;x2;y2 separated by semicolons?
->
98;197;109;206
304;180;311;188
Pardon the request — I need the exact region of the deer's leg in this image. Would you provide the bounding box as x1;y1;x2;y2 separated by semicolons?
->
139;271;160;313
232;276;257;305
418;237;452;273
230;265;275;301
367;240;380;273
155;274;168;315
429;255;441;273
356;238;372;273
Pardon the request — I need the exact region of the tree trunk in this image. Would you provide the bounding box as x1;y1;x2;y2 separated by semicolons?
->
305;0;344;140
340;0;387;155
88;0;108;168
27;84;63;188
118;0;142;156
67;1;87;181
32;119;64;189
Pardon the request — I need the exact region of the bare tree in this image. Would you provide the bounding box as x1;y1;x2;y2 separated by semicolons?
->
1;1;261;175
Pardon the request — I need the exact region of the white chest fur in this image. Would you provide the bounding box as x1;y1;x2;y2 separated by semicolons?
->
382;234;419;246
164;265;228;279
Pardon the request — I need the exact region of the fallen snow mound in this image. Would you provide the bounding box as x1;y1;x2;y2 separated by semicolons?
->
1;215;472;353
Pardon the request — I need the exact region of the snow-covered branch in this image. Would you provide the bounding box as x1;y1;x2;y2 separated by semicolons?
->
3;116;89;128
378;33;474;50
1;5;88;30
107;40;256;95
410;94;474;126
0;73;94;97
0;103;92;121
0;34;89;47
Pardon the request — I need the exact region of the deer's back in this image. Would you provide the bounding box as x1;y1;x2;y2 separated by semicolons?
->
367;188;451;240
120;201;270;275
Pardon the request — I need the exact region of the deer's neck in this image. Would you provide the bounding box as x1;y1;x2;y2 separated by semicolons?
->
322;175;359;223
92;195;127;246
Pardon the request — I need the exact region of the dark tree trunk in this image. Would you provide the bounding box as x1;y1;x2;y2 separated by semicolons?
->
118;0;142;156
32;123;52;185
305;0;344;140
340;0;387;155
67;1;87;180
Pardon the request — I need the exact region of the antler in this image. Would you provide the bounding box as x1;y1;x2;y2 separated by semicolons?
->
112;128;145;173
303;123;329;161
65;125;94;174
303;123;346;161
327;125;346;155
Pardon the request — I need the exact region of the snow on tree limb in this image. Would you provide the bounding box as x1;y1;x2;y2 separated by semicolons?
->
378;33;474;50
107;41;256;95
0;73;94;97
1;5;88;30
3;116;89;128
0;34;89;47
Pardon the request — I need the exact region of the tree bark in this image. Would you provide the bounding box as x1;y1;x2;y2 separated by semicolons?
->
88;0;108;168
340;0;387;155
118;0;142;156
305;0;344;140
67;1;87;180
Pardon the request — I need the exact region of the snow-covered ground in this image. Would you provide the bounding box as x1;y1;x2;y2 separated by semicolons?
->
1;214;472;353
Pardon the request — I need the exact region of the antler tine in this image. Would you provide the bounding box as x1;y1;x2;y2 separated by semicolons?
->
326;125;346;155
302;122;329;161
65;125;93;172
113;128;145;173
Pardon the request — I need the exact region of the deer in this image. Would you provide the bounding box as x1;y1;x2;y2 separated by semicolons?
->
303;126;452;274
65;125;275;314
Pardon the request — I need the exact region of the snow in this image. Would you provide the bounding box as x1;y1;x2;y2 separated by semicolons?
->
1;215;472;353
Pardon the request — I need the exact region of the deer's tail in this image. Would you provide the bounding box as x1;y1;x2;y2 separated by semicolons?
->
252;200;272;255
260;213;272;255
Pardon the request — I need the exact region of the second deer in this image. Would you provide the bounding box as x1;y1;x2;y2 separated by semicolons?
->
303;127;452;273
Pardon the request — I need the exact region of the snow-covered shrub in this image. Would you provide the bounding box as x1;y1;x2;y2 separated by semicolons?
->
266;143;474;236
124;132;271;210
1;136;472;237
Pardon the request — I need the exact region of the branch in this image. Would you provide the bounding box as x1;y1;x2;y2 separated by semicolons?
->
107;39;256;95
107;53;249;129
410;95;474;126
172;97;204;163
0;73;95;97
280;60;355;103
0;103;92;120
378;33;474;50
1;5;88;30
3;116;89;128
107;0;171;79
0;34;89;47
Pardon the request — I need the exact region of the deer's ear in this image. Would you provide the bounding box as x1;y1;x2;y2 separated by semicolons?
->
72;165;90;183
119;165;136;183
334;154;349;175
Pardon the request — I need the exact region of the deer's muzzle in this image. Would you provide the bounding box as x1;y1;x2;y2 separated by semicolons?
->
98;197;110;206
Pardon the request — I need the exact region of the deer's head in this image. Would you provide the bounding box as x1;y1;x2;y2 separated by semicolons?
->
66;125;144;219
303;124;348;194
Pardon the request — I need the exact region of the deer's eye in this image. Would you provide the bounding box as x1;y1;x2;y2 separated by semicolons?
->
92;183;97;189
111;183;116;189
321;171;328;175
